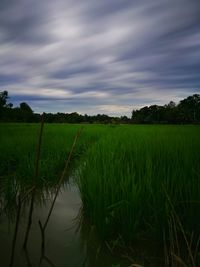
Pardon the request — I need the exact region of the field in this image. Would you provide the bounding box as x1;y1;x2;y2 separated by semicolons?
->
0;123;200;266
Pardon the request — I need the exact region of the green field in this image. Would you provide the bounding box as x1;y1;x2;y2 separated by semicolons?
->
0;123;200;266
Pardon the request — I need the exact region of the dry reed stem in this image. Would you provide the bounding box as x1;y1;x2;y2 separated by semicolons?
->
9;196;22;267
38;127;83;262
172;253;188;267
23;113;44;249
42;126;83;231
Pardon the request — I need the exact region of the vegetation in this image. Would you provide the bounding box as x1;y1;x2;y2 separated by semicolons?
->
0;123;110;185
1;90;200;124
1;123;200;265
132;94;200;124
77;125;200;265
0;90;129;124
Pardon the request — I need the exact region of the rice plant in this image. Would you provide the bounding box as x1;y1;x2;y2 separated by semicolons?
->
78;125;200;263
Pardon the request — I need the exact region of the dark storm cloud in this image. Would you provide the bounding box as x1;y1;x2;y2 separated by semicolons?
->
0;0;200;115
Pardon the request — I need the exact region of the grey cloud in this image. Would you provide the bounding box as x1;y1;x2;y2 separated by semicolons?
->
0;0;53;44
50;65;101;79
0;74;23;85
0;0;200;116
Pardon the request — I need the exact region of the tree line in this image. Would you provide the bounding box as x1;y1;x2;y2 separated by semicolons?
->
132;94;200;124
0;90;200;124
0;91;129;123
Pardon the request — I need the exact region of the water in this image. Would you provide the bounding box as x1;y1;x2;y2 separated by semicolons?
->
0;179;126;267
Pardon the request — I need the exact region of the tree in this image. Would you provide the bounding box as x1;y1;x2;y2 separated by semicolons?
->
18;102;34;122
178;94;200;122
120;116;130;123
0;90;13;109
20;102;33;113
166;101;176;109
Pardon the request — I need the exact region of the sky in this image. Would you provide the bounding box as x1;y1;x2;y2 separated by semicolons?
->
0;0;200;116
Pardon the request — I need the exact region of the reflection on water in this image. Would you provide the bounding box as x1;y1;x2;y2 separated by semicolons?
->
0;178;126;267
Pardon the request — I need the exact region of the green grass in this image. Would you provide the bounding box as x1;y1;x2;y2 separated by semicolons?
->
0;123;112;184
1;123;200;264
77;125;200;246
0;123;113;215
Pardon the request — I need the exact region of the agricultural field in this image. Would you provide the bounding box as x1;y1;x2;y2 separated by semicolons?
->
0;123;200;267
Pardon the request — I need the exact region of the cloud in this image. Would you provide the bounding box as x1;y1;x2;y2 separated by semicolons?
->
0;0;200;116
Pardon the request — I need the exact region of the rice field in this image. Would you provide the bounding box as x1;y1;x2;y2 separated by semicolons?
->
0;123;200;266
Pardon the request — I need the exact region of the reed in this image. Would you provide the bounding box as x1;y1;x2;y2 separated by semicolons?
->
78;125;200;257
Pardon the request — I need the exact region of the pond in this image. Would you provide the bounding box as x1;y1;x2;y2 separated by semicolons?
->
0;178;126;267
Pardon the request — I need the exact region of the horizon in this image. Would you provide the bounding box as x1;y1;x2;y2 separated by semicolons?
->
5;91;198;118
0;0;200;116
